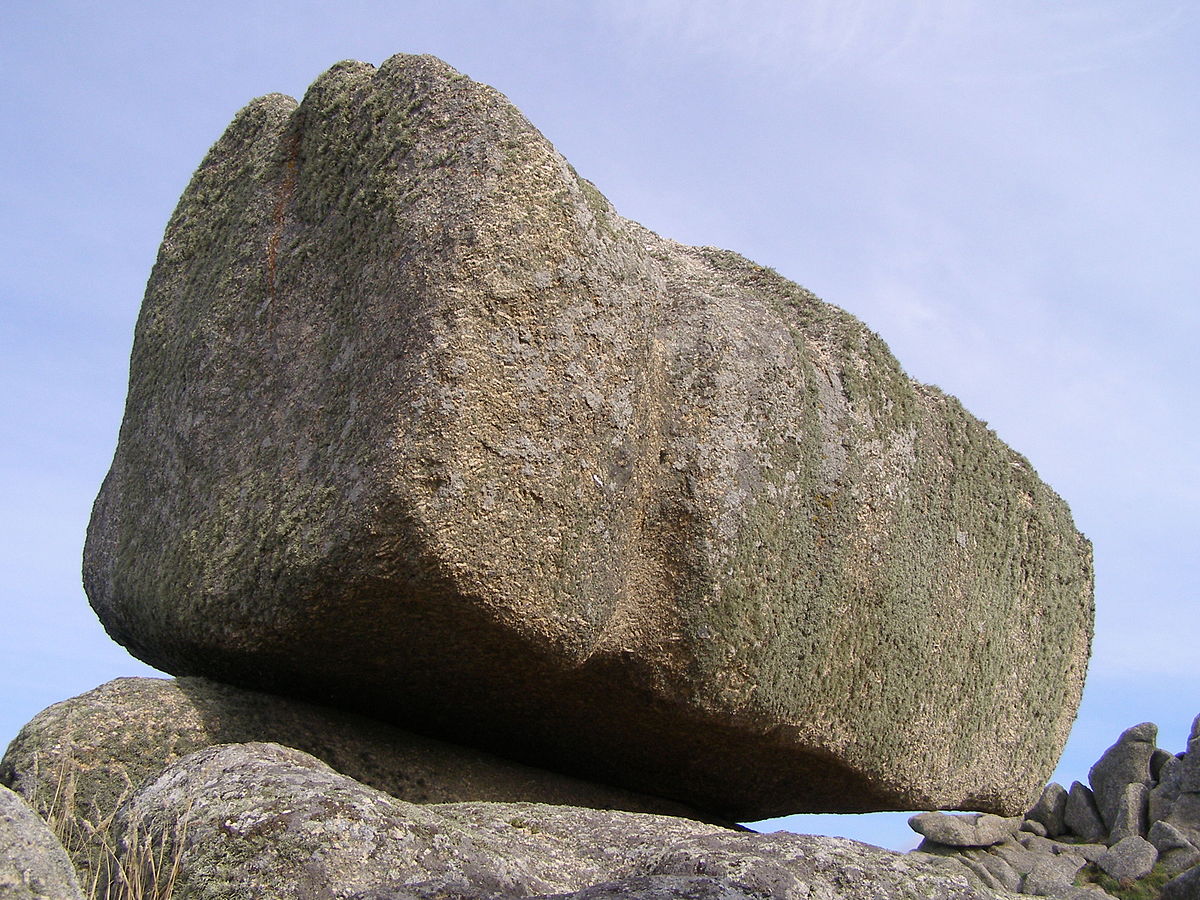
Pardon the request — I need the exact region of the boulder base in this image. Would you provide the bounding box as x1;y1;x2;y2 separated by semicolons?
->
83;53;1093;820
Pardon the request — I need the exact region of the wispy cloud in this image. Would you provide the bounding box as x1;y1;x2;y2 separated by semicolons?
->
593;0;1190;87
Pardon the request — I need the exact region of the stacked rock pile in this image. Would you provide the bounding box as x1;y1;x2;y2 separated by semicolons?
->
910;717;1200;898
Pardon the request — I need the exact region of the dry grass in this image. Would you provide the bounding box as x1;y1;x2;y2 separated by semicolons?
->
24;748;191;900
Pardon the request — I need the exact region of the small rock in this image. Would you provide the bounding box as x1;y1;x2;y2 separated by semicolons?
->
1160;846;1200;876
908;812;1022;848
1096;835;1158;882
1064;782;1108;844
1160;862;1200;900
990;837;1041;876
1108;781;1148;844
1150;820;1197;853
1088;722;1156;831
1020;818;1048;837
1022;852;1086;897
1026;782;1069;837
0;783;85;900
1052;842;1108;864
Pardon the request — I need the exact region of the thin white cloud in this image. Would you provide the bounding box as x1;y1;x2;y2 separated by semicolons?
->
593;0;1190;87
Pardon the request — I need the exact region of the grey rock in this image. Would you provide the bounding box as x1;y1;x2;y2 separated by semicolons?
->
1152;747;1174;782
82;52;1094;820
0;677;702;883
1150;756;1182;824
1053;842;1108;864
540;877;768;900
1022;853;1086;897
1064;782;1108;843
1108;781;1148;844
909;812;1023;848
351;877;765;900
990;837;1041;876
116;742;1011;900
1027;782;1069;837
1163;794;1200;849
1150;820;1197;853
1160;863;1200;900
1160;846;1200;877
1096;835;1158;882
966;852;1024;892
1018;833;1059;854
1088;722;1156;831
0;783;84;900
1021;818;1048;837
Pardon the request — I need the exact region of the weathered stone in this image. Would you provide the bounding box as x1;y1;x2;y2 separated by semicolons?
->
1150;755;1182;823
1064;782;1107;843
1163;793;1200;848
115;742;1010;900
1149;820;1195;854
909;812;1022;848
1088;722;1156;830
81;53;1094;820
1160;846;1200;877
0;783;84;900
1159;862;1200;900
1152;747;1174;782
989;837;1040;875
1026;782;1069;837
0;677;701;882
1022;852;1086;897
1108;781;1149;844
1051;842;1108;864
1020;818;1047;836
1096;835;1157;882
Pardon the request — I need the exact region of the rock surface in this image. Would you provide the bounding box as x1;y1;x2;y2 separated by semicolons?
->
1088;722;1156;831
0;677;702;882
1160;863;1200;900
913;715;1200;898
911;812;1023;848
112;741;1011;900
0;783;84;900
82;51;1093;821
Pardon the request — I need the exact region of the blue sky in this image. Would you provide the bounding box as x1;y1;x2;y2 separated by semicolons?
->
2;1;1196;851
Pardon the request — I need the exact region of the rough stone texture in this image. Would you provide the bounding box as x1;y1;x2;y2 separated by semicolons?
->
1088;722;1155;831
0;783;84;900
1107;781;1148;844
1095;835;1157;882
1150;820;1198;854
1063;782;1107;844
0;677;702;883
115;742;1012;900
910;812;1023;848
1151;748;1174;782
1021;853;1085;897
81;52;1094;820
1026;783;1068;838
1160;863;1200;900
1160;846;1200;877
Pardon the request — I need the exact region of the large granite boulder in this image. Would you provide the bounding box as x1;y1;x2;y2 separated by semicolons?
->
0;784;84;900
83;52;1094;820
0;677;699;883
109;741;1009;900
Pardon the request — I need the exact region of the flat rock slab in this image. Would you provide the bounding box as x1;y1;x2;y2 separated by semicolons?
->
0;676;703;884
910;812;1023;848
113;741;1012;900
84;52;1094;820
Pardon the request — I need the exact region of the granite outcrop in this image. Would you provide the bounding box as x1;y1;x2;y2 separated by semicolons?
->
82;52;1093;821
911;716;1200;898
